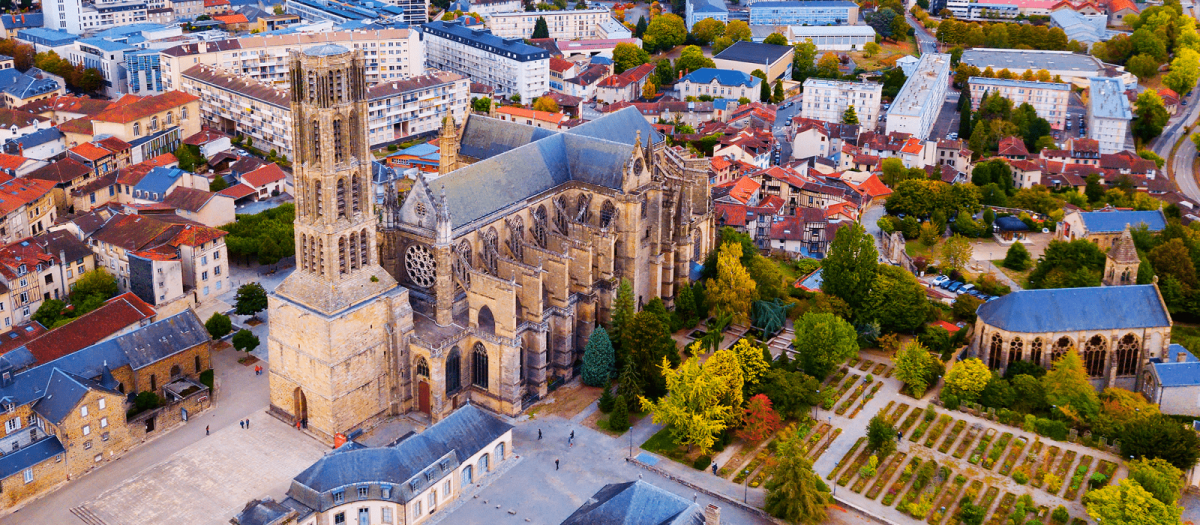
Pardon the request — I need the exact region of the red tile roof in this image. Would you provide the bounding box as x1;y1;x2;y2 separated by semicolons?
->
116;154;178;185
852;173;893;199
92;91;198;125
97;136;131;152
18;95;113;117
70;141;113;161
57;117;93;136
0;322;47;355
213;13;248;23
0;177;55;215
183;129;228;146
0;153;29;171
999;136;1030;157
715;176;761;204
24;292;155;365
218;184;256;199
162;186;218;212
28;157;90;184
240;163;287;188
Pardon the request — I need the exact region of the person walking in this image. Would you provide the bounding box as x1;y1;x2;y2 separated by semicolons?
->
538;429;542;440
206;425;210;436
712;463;718;475
555;459;560;470
246;419;250;429
240;420;245;429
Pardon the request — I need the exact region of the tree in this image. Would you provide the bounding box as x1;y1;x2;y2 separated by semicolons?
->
792;39;818;83
1121;413;1200;470
958;502;987;525
867;7;897;39
644;14;686;53
941;234;973;273
532;16;549;38
472;97;492;113
1164;48;1200;96
209;175;229;192
725;20;751;42
174;144;206;172
842;105;859;125
634;15;648;38
816;52;840;78
753;369;822;420
32;299;66;328
894;341;937;397
1127;458;1185;505
1149;238;1198;291
612;42;649;74
1028;240;1107;289
944;358;991;401
1133;90;1170;143
863;41;882;57
1003;241;1032;270
765;429;831;524
674;45;714;75
641;80;657;99
772;81;784;104
760;32;787;45
232;329;260;352
730;338;770;386
272;3;284;14
611;279;635;360
640;350;743;454
532;96;559;113
822;222;878;314
582;327;615;386
792;312;858;379
1042;348;1101;422
205;312;233;339
1084;479;1183;525
706;242;757;325
626;310;680;398
760;76;771;102
865;265;928;333
72;268;119;304
690;18;725;45
609;394;630;431
234;282;269;319
738;394;781;442
867;413;898;458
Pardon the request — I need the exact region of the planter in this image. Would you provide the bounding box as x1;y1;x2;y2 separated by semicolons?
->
881;456;922;507
938;420;966;454
867;452;908;500
826;437;866;481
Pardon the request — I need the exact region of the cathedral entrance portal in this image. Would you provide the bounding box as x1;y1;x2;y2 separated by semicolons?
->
418;381;431;414
293;387;308;425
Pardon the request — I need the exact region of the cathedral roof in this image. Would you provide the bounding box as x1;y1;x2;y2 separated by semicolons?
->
976;284;1169;334
1106;227;1139;264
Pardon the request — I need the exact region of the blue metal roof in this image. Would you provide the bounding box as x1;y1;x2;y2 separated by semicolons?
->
976;284;1170;333
561;480;703;525
77;37;136;53
16;27;78;46
994;216;1029;231
1151;345;1200;387
1079;210;1166;233
4;73;60;99
387;143;438;158
6;127;62;149
0;13;43;30
93;23;170;39
680;68;761;88
0;436;63;479
133;167;187;198
422;20;550;62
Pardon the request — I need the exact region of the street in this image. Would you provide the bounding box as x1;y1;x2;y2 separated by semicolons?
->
1149;79;1200;202
907;14;938;55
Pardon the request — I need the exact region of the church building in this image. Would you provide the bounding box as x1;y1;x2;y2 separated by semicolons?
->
268;45;714;443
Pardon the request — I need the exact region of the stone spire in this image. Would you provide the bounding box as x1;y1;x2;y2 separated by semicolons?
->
438;114;459;176
1103;225;1139;286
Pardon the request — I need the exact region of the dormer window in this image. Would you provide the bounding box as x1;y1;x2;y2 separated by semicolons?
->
381;485;391;499
17;265;25;275
332;490;345;504
357;486;368;498
409;481;418;492
439;459;450;471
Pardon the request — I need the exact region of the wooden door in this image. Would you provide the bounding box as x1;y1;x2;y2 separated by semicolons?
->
418;380;431;414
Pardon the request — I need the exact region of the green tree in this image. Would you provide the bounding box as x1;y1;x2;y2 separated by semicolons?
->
1127;457;1185;505
792;312;858;379
867;413;898;457
865;265;928;333
1133;90;1170;143
842;105;859;125
532;16;549;38
71;268;119;304
205;312;233;339
234;282;269;319
821;222;878;314
760;76;771;102
1003;241;1032;270
626;310;680;398
1084;479;1183;525
944;358;991;401
1028;240;1107;289
1149;238;1198;291
753;368;822;420
1042;348;1101;422
32;299;66;328
209;175;229;192
763;32;788;45
690;18;725;45
611;279;636;361
232;329;260;352
581;327;615;386
609;394;630;431
472;97;492;113
674;45;714;75
867;7;897;38
634;15;648;38
941;234;973;273
532;96;559;113
644;13;686;53
725;20;751;42
863;41;882;57
791;39;818;82
1164;48;1200;95
706;241;758;325
1121;413;1200;470
612;42;650;74
173;144;206;172
765;428;832;524
772;81;784;104
894;341;937;397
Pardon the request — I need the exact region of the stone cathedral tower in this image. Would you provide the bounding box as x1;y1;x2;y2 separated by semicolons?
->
267;45;414;443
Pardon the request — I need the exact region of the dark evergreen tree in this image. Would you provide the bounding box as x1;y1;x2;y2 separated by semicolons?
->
634;16;648;38
531;16;550;39
581;327;615;386
609;395;630;431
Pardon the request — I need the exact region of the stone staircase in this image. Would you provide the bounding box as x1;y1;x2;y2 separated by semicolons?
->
70;506;109;525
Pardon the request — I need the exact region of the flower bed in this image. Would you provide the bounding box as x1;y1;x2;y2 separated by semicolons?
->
898;461;943;518
938;420;966;454
984;492;1017;525
802;423;831;454
849;357;861;367
890;403;911;423
999;436;1028;476
928;473;968;524
1047;449;1077;495
1012;439;1042;485
878;400;896;421
853;452;894;493
873;362;888;375
1064;455;1093;501
983;432;1013;470
882;456;922;506
866;452;907;500
944;480;984;525
824;367;848;387
837;446;875;486
859;359;875;371
837;382;867;416
899;406;924;435
953;424;981;459
733;448;770;484
826;437;866;480
848;382;883;419
969;428;996;464
977;486;1000;512
1032;445;1059;488
834;374;862;404
910;409;938;443
1092;459;1118;491
923;415;953;448
884;365;895;378
811;428;843;460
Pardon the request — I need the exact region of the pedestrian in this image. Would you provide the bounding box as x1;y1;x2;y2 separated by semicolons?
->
205;425;209;436
246;419;250;429
712;463;718;475
555;459;560;470
538;429;542;440
240;420;245;429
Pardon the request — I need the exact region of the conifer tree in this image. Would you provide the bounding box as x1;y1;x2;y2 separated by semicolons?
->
581;327;615;386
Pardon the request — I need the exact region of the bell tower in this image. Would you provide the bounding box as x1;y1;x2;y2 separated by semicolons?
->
1103;225;1139;286
268;45;412;443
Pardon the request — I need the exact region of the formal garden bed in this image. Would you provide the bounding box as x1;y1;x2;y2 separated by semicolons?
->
899;405;924;435
898;461;947;520
943;480;984;525
826;437;866;480
1063;455;1093;500
882;456;923;506
953;424;982;459
928;473;968;524
1011;439;1043;485
984;492;1017;525
910;407;939;442
890;402;911;423
923;414;953;448
983;432;1013;470
853;451;896;493
998;436;1028;476
847;380;883;419
938;420;966;454
1047;449;1078;494
968;428;997;465
872;362;888;375
810;428;843;460
837;446;876;486
837;380;869;416
866;452;907;499
833;373;863;405
1031;445;1059;488
859;359;875;371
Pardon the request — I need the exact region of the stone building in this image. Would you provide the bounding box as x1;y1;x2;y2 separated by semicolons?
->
268;45;714;444
969;284;1172;391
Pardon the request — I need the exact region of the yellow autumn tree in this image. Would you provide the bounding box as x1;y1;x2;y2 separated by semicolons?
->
730;337;769;386
640;348;745;454
706;242;757;325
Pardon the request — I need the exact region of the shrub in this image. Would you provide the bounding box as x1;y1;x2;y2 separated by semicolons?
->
232;329;260;352
598;388;616;413
865;374;874;383
1051;506;1069;524
1034;418;1068;441
942;393;960;410
693;455;712;470
1013;471;1029;484
924;405;937;421
609;395;630;432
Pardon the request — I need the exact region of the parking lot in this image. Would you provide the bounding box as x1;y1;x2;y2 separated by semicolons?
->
930;91;962;142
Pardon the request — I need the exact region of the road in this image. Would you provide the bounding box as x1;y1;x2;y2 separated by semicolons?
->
1149;80;1200;202
907;14;938;55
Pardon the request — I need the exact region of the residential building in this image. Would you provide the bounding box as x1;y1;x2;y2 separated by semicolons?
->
40;0;149;35
960;48;1107;86
365;71;470;146
886;53;950;140
554;38;640;59
0;153;45;177
686;0;728;29
1143;344;1200;416
422;20;550;102
256;13;300;32
969;77;1070;130
747;0;858;26
0;69;64;109
232;162;286;200
0;13;43;39
0;177;57;244
0;310;212;511
784;25;876;50
83;91;201;163
158;28;424;92
712;41;794;82
0;236;78;325
801;78;882;130
172;0;205;19
1087;77;1132;154
560;63;611;99
594;62;654;104
231;405;513;525
16;27;78;54
934;138;973;176
677;68;761;101
448;0;521;17
18;95;114;124
284;0;427;26
154;187;234;227
945;0;1020;19
788;117;859;161
487;9;619;40
494;106;567;129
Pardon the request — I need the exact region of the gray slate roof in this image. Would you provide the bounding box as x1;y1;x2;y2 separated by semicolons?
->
976;284;1170;333
287;404;512;512
560;480;705;525
0;435;62;479
430;107;660;229
32;368;119;425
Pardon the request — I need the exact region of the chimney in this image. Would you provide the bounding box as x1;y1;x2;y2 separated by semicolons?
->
1178;351;1188;363
704;505;720;525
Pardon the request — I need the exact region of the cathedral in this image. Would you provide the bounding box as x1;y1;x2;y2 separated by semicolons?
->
267;46;714;443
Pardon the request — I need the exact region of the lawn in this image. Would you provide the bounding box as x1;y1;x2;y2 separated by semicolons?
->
848;39;917;71
904;237;944;262
642;426;709;466
992;260;1032;288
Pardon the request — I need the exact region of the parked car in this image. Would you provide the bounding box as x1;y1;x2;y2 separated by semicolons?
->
931;275;950;286
947;282;964;292
959;284;976;294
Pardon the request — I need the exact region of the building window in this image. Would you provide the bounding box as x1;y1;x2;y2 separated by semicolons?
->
381;485;391;499
6;417;21;433
80;405;88;417
100;417;108;428
443;480;451;496
83;424;91;436
382;507;393;523
334;512;345;525
462;465;473;485
99;398;106;410
358;486;369;498
84;440;92;450
472;343;488;389
413;501;422;517
333;491;345;504
133;122;141;136
23;468;32;484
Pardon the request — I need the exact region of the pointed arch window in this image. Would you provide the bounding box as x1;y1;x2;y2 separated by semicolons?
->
506;216;524;260
1009;337;1023;364
313;180;323;217
575;193;591;223
349;232;359;270
336;179;347;218
1083;335;1108;377
333;119;344;163
532;206;548;248
311;120;321;163
415;356;429;378
482;228;499;275
1029;338;1043;366
446;347;461;395
472;343;488;389
1052;337;1071;364
454;240;472;290
1115;334;1139;376
553;196;569;234
338;237;347;274
352;176;361;215
360;229;369;267
600;200;617;229
988;333;1003;370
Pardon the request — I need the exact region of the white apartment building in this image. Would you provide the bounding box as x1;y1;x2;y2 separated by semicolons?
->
886;52;950;140
969;77;1070;130
42;0;150;34
366;71;470;145
423;20;549;102
1088;77;1132;154
785;25;876;50
487;9;619;40
801;78;883;130
159;28;423;91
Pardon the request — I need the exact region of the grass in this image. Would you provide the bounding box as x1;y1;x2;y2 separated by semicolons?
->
905;237;944;261
199;369;214;390
992;260;1033;288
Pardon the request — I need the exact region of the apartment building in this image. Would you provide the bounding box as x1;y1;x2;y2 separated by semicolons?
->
285;0;427;27
86;91;200;164
423;20;550;102
487;9;617;40
686;0;727;29
65;38;136;99
365;71;470;145
0;232;93;328
886;53;950;140
0;177;57;246
41;0;149;34
801;78;883;130
158;28;424;91
969;77;1069;130
747;0;858;26
677;68;761;101
1088;77;1132;154
785;25;876;50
